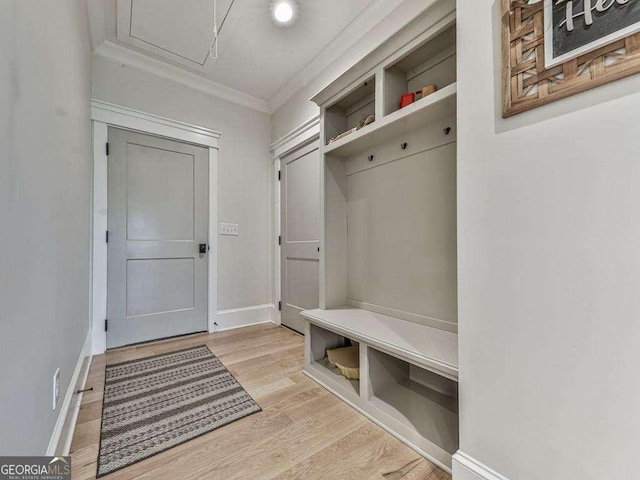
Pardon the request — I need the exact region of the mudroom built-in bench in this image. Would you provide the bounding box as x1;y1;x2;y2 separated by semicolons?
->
301;0;459;473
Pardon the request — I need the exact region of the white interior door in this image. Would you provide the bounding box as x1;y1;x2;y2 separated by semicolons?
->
107;128;209;348
280;142;320;334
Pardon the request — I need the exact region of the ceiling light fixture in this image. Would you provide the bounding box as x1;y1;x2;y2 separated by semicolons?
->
273;2;294;24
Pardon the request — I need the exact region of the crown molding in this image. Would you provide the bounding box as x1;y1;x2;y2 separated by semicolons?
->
87;0;435;115
94;41;271;113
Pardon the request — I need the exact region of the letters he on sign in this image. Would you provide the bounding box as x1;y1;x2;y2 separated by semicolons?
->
544;0;640;67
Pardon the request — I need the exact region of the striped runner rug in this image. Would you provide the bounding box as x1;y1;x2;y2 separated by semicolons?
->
97;345;261;477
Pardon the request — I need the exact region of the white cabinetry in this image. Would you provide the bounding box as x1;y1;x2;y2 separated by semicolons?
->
301;0;459;473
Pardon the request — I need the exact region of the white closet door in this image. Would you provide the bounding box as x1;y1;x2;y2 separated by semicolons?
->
107;128;209;348
280;142;320;334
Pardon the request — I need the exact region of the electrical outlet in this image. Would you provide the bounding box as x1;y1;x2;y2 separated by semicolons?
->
220;223;239;236
53;368;60;410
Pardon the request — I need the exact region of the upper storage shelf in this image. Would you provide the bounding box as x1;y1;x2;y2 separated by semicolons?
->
323;82;456;158
318;20;457;158
324;76;376;147
383;25;456;117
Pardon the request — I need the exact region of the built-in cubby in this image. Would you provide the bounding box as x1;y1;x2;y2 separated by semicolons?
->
324;76;376;146
302;308;458;471
368;347;458;456
383;25;456;116
308;323;360;396
303;0;458;473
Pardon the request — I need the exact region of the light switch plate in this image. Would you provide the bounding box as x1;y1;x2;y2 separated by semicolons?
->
220;223;239;236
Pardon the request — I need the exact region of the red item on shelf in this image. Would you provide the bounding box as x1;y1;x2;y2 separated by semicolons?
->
400;92;415;108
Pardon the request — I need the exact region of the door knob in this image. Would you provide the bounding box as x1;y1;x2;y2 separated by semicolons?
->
199;244;208;254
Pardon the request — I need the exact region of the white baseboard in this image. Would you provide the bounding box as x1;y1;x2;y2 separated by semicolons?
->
46;329;93;456
270;304;281;326
453;451;509;480
214;304;275;332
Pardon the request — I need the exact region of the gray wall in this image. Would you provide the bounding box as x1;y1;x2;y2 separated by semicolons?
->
456;1;640;478
92;55;273;313
0;0;93;454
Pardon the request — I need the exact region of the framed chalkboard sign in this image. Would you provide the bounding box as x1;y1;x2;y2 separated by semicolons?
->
502;0;640;117
545;0;640;68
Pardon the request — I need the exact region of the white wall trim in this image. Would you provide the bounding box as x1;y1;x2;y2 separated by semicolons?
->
208;148;219;334
271;157;282;327
94;41;270;114
87;0;433;115
91;121;108;354
452;451;510;480
47;329;92;456
91;99;221;148
87;0;433;116
271;115;320;158
270;118;321;329
215;304;275;332
91;101;219;354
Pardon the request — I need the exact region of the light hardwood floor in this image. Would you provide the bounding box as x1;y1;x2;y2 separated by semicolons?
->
70;324;451;480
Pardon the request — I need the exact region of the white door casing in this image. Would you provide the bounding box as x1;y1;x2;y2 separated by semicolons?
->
271;115;320;329
91;100;220;354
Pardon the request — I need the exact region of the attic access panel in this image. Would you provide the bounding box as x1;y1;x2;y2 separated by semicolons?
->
117;0;234;72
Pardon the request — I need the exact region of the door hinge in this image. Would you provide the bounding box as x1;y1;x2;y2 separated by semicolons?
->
278;235;281;246
106;143;109;156
105;231;109;243
104;319;108;332
278;170;281;181
278;301;282;311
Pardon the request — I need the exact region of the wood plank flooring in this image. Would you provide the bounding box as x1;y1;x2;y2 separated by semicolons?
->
70;324;451;480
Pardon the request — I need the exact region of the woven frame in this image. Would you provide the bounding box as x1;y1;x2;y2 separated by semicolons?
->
502;0;640;117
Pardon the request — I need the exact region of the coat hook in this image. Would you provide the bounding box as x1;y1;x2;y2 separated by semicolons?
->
444;127;452;135
401;143;408;150
368;155;374;162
